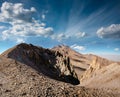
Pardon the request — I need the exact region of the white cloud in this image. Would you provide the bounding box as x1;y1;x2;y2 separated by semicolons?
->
70;44;86;51
75;32;86;38
0;2;36;23
0;2;54;42
42;14;45;20
16;38;25;43
51;32;86;42
97;24;120;39
2;22;53;40
51;33;70;42
0;26;6;29
114;48;119;51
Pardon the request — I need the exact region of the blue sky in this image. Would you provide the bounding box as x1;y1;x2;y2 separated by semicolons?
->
0;0;120;55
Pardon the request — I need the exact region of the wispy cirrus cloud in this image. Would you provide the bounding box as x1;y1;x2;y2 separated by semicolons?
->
0;2;54;43
65;6;106;35
65;2;120;39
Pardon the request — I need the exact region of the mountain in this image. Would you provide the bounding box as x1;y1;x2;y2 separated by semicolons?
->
0;43;79;85
0;43;119;97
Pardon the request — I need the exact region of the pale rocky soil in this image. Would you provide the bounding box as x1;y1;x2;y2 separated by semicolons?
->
0;57;117;97
0;43;120;97
52;45;120;96
80;62;120;93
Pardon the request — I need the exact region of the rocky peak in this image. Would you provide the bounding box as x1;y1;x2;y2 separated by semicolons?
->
5;43;80;85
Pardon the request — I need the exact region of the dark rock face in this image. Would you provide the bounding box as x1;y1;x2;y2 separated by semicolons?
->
7;43;80;85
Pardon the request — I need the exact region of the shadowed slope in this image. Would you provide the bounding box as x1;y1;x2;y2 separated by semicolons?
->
0;43;119;97
1;43;79;85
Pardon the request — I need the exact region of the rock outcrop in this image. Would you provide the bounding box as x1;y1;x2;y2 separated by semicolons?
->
1;43;79;85
80;55;112;82
52;45;90;79
0;43;119;97
80;54;120;94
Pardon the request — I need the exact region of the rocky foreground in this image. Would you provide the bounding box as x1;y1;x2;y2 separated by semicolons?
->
0;43;120;97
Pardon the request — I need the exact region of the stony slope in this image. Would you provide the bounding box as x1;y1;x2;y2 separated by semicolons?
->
52;45;120;94
0;43;79;85
0;43;119;97
80;56;120;94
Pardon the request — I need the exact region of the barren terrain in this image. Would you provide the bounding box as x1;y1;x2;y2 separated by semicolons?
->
0;43;120;97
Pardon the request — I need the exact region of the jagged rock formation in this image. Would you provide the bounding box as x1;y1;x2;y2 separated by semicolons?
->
52;45;90;79
1;43;79;85
81;54;112;81
52;45;120;94
0;43;119;97
80;54;120;94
